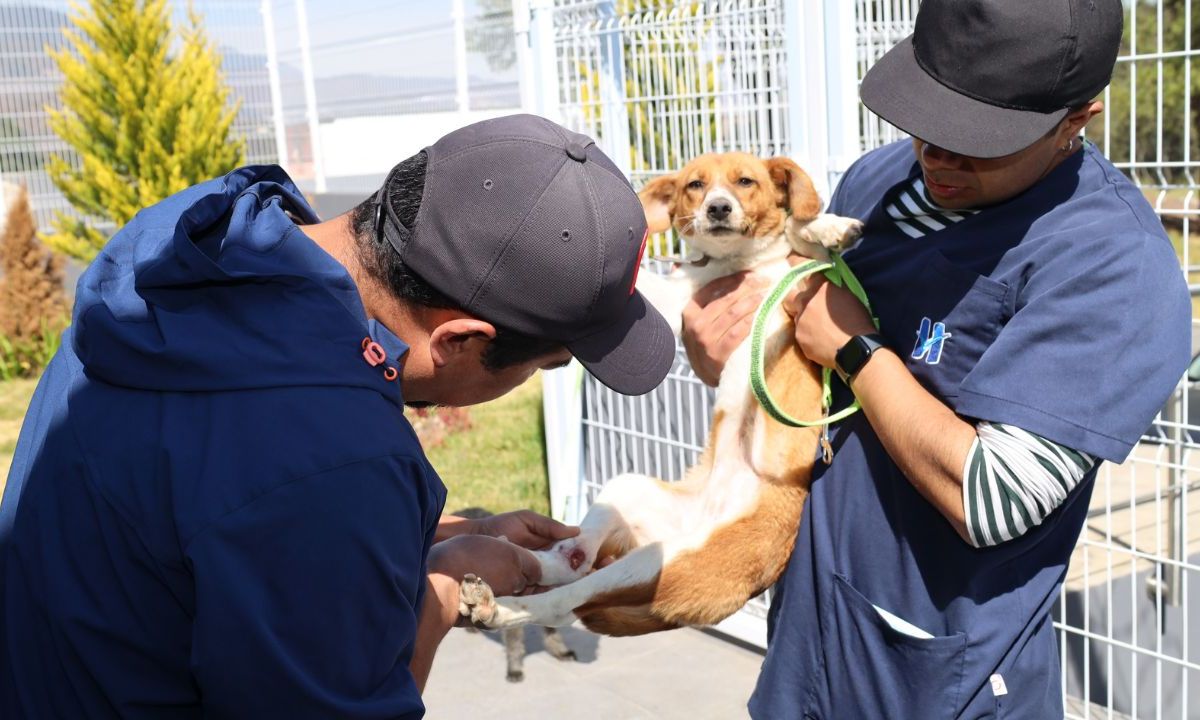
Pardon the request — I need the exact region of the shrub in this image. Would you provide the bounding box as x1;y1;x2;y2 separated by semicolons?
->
0;186;69;379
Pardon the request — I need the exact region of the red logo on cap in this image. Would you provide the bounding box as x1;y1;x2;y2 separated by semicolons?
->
629;229;649;296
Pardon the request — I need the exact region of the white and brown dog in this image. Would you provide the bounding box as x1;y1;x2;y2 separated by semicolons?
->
459;153;862;635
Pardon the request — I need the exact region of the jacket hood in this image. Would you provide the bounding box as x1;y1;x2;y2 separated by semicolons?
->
71;165;407;402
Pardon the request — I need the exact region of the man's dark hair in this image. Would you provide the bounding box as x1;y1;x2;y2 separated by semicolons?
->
349;151;562;371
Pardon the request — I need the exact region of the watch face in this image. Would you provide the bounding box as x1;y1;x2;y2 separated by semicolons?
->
837;337;867;377
838;334;885;379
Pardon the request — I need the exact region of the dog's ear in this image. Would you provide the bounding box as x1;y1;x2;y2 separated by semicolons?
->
638;174;678;234
766;157;822;222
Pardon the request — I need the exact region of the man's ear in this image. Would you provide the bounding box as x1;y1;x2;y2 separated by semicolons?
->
1061;100;1104;142
766;157;822;222
638;174;678;234
429;318;496;368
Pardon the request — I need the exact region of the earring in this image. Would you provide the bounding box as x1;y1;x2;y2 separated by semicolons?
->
1061;137;1078;153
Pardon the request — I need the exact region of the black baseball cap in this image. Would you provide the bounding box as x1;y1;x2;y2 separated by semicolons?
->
375;114;673;395
860;0;1124;158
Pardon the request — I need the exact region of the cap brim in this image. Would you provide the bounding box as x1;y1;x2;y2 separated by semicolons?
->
860;36;1068;159
566;290;675;396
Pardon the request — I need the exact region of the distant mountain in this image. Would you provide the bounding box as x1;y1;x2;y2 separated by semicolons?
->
0;3;517;136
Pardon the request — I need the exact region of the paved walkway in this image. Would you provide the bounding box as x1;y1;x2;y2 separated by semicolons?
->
424;625;764;719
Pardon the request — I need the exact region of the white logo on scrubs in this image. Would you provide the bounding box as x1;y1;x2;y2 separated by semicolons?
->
912;317;952;365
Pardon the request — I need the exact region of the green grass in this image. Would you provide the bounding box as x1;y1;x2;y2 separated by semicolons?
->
0;378;38;495
0;375;551;515
426;375;551;516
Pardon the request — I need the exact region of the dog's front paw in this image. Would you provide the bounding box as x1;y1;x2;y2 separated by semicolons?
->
458;573;498;628
822;216;864;251
787;214;863;256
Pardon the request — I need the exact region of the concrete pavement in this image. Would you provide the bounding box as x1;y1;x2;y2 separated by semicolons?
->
424;624;764;719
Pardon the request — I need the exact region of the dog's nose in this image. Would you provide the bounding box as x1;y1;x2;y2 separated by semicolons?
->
706;201;732;221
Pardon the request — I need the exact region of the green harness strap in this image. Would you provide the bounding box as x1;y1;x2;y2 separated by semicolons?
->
748;253;878;430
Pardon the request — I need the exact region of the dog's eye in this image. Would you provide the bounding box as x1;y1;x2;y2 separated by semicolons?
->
687;180;705;190
737;177;755;187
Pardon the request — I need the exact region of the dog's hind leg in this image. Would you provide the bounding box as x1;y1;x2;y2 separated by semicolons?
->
461;534;696;630
541;628;577;662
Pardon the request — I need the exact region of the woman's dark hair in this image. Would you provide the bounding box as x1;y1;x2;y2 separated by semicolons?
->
349;151;561;371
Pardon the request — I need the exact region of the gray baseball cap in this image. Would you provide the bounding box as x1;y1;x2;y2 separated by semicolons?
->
860;0;1123;158
375;114;673;395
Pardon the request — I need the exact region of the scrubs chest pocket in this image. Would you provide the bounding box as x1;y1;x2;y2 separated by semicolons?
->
818;574;968;720
900;251;1010;400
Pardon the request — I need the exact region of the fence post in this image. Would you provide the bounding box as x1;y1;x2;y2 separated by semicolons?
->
513;0;536;112
597;1;631;177
294;0;326;193
452;0;470;114
784;0;859;200
260;0;289;171
821;0;860;190
521;0;585;523
527;0;561;123
783;0;829;198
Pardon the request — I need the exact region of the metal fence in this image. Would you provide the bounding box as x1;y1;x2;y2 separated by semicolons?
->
535;0;1200;716
265;0;521;193
0;0;278;230
0;0;523;222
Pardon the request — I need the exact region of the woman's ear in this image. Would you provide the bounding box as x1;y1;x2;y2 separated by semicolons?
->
766;157;822;222
428;318;496;368
638;174;678;234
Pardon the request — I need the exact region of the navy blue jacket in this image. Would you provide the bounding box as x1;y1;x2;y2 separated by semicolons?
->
0;166;446;718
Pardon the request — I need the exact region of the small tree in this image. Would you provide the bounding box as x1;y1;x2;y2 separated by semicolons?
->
42;0;245;262
0;186;68;377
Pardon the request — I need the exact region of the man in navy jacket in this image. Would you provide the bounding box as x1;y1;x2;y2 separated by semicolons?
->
0;115;674;718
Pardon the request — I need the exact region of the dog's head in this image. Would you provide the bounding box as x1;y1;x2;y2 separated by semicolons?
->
637;153;821;260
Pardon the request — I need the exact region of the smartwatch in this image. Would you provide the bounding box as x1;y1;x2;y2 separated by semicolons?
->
835;333;888;384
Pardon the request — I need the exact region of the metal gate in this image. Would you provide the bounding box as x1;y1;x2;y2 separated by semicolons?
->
533;1;1200;717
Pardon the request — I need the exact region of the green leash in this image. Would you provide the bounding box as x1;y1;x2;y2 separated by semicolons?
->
748;254;877;460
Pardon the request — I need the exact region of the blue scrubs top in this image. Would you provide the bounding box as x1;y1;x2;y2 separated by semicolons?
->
749;141;1190;719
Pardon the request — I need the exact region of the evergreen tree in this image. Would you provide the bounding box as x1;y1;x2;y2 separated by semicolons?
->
42;0;245;262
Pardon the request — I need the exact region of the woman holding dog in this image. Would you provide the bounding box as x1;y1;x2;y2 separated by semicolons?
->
685;1;1190;718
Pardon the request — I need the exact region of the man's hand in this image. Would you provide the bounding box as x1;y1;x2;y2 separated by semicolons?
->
470;509;579;550
782;270;876;368
680;272;769;386
413;535;543;689
428;534;541;597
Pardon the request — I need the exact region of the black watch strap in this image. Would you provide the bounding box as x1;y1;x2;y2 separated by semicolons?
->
835;333;888;384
